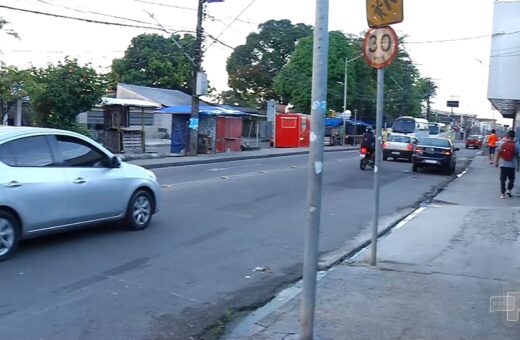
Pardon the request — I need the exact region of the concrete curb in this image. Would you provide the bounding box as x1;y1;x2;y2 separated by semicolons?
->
317;208;416;270
133;147;358;169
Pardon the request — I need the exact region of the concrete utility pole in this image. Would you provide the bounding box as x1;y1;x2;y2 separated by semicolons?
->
301;0;329;339
371;68;384;266
188;0;205;156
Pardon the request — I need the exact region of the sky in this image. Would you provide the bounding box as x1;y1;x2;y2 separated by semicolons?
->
0;0;509;123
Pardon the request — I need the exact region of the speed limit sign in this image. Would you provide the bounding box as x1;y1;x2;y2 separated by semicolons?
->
362;26;398;69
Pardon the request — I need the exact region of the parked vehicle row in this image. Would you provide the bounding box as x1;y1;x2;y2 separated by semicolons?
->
378;133;459;175
0;127;162;261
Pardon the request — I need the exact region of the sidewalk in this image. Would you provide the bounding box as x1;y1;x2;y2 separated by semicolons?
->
126;145;357;169
227;155;520;339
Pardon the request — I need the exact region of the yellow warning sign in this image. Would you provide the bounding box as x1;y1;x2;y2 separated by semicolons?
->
367;0;403;28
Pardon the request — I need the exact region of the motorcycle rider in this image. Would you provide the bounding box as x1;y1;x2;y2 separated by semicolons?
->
361;126;376;160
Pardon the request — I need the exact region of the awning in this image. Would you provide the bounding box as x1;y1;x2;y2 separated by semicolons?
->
101;97;160;108
156;104;247;116
325;118;344;127
346;118;372;127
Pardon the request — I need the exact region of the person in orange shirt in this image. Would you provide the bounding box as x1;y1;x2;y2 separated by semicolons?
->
487;129;498;164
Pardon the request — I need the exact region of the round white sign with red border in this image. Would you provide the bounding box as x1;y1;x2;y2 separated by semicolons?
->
362;26;399;69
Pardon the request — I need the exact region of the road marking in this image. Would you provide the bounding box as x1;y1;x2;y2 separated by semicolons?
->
161;184;174;189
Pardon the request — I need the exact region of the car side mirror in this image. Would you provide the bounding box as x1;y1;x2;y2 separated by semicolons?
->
110;156;121;168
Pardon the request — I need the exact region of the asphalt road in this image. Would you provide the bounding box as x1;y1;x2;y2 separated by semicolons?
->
0;146;478;339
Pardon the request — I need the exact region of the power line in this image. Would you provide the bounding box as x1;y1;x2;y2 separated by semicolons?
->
407;30;520;44
0;4;233;49
0;4;164;30
34;0;155;25
1;49;125;53
205;0;257;51
133;0;196;11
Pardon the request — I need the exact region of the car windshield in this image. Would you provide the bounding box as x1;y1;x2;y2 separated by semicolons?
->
388;135;410;143
392;118;415;133
419;138;451;147
468;135;479;140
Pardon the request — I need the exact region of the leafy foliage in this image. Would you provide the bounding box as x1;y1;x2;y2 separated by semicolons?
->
26;58;107;131
224;19;312;107
273;31;436;122
110;33;195;92
0;17;19;40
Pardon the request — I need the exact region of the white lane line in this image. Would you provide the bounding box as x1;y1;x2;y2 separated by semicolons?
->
392;206;426;232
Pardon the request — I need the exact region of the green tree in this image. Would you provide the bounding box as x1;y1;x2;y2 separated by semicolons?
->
273;31;430;122
417;77;438;121
27;58;107;132
111;33;195;91
0;65;32;124
224;19;312;107
0;17;19;39
274;31;375;115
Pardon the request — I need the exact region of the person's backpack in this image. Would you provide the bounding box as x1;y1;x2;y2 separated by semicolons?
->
501;141;516;161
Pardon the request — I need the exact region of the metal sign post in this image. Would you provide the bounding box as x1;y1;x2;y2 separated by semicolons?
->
362;25;398;267
301;0;329;338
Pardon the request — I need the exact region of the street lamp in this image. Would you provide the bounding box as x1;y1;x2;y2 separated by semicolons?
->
342;53;364;113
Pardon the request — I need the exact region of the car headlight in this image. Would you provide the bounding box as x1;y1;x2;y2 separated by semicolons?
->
145;169;157;181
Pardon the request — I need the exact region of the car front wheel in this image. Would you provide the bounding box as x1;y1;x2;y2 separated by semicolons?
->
0;210;20;261
125;190;154;231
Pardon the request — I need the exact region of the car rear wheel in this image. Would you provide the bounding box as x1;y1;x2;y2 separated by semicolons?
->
465;144;469;149
412;163;419;172
0;210;20;261
448;163;456;175
125;190;154;231
383;155;388;161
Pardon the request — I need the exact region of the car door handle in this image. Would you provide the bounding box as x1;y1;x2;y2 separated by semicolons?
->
4;181;22;188
73;177;87;184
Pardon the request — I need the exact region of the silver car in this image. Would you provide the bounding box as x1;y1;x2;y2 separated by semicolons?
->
0;127;161;261
383;133;418;162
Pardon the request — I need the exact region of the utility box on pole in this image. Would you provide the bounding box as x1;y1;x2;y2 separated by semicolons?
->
196;72;208;96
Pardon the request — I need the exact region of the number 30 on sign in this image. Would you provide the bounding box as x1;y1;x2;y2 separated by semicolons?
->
362;26;399;69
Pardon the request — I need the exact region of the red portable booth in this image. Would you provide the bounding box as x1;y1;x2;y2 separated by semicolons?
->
275;113;311;148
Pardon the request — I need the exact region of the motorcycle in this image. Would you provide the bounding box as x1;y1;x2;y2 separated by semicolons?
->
359;147;375;170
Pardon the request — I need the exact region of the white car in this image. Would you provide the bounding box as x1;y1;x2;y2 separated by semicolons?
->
0;127;161;261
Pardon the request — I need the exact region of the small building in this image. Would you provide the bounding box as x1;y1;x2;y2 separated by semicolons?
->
156;105;247;154
487;1;520;130
98;98;160;153
274;113;311;148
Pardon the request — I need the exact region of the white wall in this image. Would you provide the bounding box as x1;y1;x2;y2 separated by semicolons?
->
488;1;520;101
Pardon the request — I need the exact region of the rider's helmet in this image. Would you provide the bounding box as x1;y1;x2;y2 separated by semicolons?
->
365;126;374;134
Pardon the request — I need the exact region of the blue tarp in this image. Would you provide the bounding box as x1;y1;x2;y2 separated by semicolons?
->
325;118;343;127
156;104;247;116
346;118;372;127
325;117;372;127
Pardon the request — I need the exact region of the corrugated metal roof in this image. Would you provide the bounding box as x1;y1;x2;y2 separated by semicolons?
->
117;83;192;107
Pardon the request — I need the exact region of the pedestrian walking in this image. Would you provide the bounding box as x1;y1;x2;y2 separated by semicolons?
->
487;129;498;164
495;130;519;199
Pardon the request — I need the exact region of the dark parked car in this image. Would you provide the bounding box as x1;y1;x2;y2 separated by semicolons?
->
465;135;484;149
412;137;458;174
